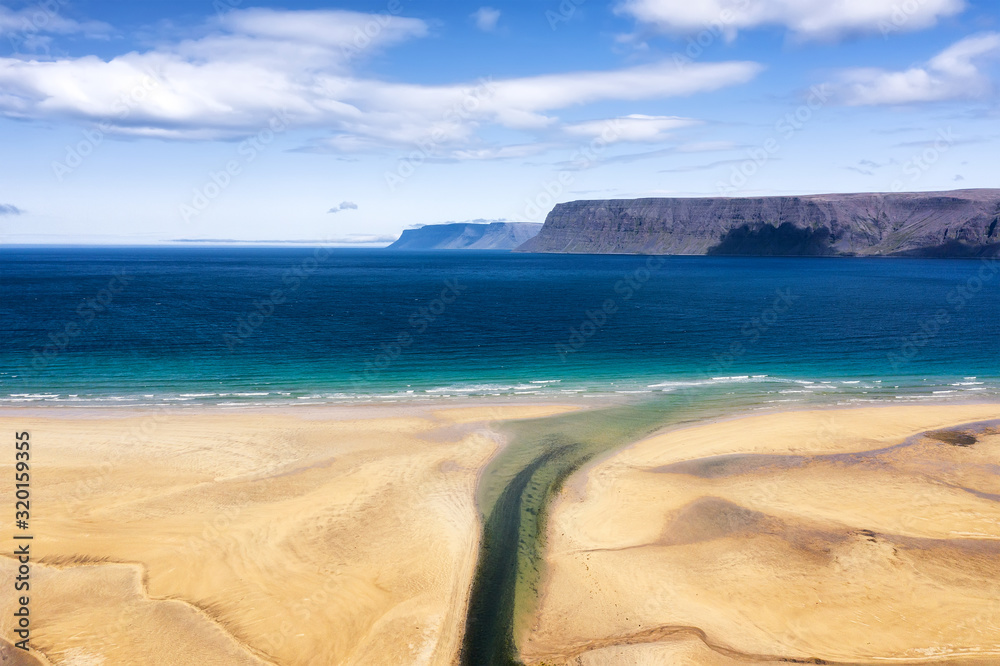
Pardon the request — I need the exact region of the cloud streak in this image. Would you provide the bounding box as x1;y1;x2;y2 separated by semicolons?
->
616;0;965;41
0;4;112;53
659;158;761;173
563;114;701;143
0;203;23;215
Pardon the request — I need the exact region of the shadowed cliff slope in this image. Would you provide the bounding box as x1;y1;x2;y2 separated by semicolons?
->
388;222;541;250
515;189;1000;257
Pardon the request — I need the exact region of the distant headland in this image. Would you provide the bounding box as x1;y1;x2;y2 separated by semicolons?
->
386;221;541;250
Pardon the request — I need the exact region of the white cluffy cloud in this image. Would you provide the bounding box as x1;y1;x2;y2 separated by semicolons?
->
471;7;501;32
616;0;965;41
564;114;701;143
829;32;1000;105
0;8;762;152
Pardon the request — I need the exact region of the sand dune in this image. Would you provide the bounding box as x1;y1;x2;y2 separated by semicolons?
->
0;404;576;666
524;404;1000;665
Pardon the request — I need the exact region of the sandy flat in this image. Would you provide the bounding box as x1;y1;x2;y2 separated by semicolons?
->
0;403;576;666
524;404;1000;665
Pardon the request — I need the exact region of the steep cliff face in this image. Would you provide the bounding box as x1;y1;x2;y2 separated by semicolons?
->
387;222;542;250
514;190;1000;257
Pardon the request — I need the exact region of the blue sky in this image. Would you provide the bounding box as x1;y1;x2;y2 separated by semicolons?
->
0;0;998;244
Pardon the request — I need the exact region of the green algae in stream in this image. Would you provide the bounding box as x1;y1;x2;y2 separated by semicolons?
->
461;397;721;665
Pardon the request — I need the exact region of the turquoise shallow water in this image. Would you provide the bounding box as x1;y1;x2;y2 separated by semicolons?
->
1;247;998;407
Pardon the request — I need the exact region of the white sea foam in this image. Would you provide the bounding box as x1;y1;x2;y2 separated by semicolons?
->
5;372;997;408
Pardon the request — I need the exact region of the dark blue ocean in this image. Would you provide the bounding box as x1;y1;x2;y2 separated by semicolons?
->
1;247;998;407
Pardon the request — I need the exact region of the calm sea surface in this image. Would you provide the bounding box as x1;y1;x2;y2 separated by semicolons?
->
1;247;997;407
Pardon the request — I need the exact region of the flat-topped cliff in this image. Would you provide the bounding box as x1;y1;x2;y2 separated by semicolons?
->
514;189;1000;257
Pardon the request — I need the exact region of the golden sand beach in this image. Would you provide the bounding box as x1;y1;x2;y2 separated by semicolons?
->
2;402;999;665
0;404;576;666
523;404;1000;665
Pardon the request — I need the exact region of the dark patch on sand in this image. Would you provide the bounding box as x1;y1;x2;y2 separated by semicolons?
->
438;460;462;472
659;497;780;545
927;429;978;447
0;639;47;666
657;497;850;562
653;453;807;478
653;420;1000;482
